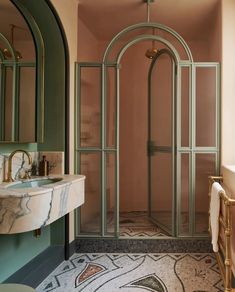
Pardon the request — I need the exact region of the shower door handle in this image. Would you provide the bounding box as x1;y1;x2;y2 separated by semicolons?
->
147;140;172;156
147;140;155;156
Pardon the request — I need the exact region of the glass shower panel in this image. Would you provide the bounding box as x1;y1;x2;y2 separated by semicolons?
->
80;67;101;147
150;53;172;146
180;154;190;235
19;67;36;142
149;50;175;236
196;67;216;147
195;153;216;234
106;153;116;235
79;152;101;234
150;152;172;233
181;67;190;147
106;67;116;148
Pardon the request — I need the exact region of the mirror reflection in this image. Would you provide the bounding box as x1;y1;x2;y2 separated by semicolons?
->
0;0;37;142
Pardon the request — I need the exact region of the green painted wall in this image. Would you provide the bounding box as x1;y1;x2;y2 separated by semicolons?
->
0;143;37;153
0;0;66;282
0;228;50;282
50;218;65;245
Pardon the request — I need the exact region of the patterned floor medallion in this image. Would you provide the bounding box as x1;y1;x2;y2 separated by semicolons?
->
36;253;223;292
75;263;104;286
124;274;167;291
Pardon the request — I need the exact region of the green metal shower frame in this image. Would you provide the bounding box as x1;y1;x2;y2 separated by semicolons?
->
75;22;221;238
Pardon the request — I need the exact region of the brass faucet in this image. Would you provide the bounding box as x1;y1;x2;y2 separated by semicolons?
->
5;149;32;182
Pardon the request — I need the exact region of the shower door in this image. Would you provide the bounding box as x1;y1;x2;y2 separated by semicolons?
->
148;49;176;236
75;62;119;238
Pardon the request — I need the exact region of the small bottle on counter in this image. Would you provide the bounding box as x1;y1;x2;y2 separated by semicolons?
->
39;155;49;176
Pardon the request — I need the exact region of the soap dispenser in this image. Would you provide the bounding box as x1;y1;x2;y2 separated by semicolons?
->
39;155;49;176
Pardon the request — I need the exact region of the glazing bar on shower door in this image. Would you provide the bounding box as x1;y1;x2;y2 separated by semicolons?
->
101;62;106;237
115;63;120;238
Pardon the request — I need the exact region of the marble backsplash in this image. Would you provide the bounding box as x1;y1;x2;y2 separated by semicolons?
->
0;151;64;183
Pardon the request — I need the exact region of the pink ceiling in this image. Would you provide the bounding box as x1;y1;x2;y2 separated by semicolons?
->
78;0;220;41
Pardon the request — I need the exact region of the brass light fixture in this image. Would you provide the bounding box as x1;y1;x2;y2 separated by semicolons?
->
145;28;158;59
3;24;22;60
144;0;158;59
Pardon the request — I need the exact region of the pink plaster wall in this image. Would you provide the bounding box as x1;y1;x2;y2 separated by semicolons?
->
221;0;235;165
208;1;222;62
78;18;101;61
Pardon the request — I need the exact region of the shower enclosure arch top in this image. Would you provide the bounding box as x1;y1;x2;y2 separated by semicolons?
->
115;35;180;64
102;22;194;63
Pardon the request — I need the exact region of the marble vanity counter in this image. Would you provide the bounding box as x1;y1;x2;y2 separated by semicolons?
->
0;175;85;234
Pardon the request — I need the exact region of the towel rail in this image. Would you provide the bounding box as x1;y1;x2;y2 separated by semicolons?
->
208;175;234;291
220;216;226;229
218;239;225;257
215;252;226;284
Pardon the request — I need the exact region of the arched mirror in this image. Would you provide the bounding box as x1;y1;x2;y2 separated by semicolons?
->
0;0;44;143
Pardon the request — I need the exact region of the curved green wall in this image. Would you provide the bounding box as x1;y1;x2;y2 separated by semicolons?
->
0;0;67;282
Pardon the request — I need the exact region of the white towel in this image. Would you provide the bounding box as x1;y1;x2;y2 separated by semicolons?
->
210;182;225;252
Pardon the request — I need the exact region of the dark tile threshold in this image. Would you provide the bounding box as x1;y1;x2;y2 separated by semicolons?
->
76;238;212;253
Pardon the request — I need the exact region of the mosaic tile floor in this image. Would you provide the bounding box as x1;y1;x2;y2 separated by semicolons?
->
36;253;223;292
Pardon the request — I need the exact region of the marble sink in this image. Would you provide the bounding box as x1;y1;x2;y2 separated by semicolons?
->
0;175;85;234
7;177;63;189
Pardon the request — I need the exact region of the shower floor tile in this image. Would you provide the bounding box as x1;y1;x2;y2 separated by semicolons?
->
80;211;208;238
118;211;170;237
36;253;223;292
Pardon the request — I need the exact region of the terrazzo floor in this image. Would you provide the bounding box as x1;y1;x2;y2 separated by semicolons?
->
36;253;223;292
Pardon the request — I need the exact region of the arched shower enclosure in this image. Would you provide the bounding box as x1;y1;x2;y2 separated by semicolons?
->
75;22;220;238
